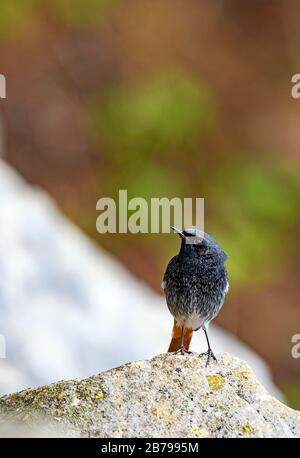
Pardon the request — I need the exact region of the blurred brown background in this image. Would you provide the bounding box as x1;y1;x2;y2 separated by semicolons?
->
0;0;299;406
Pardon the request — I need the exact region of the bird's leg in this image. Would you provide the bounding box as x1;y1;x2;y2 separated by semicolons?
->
199;327;217;366
174;326;191;355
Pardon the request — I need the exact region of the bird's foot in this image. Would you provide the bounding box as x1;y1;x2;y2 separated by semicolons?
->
174;347;192;356
199;349;217;367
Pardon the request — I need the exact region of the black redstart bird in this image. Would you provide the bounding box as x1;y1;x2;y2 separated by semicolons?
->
162;227;229;365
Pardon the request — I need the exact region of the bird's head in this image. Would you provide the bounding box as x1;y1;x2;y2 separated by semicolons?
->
171;226;227;261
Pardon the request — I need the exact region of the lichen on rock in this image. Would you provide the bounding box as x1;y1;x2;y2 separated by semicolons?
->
206;375;225;391
0;352;299;438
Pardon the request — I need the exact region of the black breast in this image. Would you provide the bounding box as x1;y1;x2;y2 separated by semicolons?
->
163;253;228;323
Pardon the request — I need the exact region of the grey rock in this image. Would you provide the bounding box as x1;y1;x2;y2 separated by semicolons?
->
0;353;299;438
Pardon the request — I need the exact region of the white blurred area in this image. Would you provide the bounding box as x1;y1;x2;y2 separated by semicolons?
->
0;159;283;399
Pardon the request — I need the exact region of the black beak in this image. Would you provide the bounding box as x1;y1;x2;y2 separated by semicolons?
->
171;226;184;238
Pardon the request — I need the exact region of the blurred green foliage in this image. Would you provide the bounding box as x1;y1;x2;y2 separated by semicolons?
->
90;72;215;214
282;384;300;410
209;161;300;287
0;0;37;38
90;73;215;165
48;0;116;27
0;0;116;39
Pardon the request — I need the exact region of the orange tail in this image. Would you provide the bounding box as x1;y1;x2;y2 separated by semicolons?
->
168;319;193;352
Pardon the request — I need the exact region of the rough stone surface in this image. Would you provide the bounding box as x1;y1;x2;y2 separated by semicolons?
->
0;353;299;438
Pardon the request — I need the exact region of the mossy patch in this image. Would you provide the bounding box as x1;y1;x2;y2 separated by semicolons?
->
241;423;254;435
206;375;225;391
151;404;175;425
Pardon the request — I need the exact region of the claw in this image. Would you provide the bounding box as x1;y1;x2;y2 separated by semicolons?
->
174;347;192;356
199;349;217;367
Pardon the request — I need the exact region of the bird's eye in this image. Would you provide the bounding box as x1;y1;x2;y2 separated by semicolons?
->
183;230;195;237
